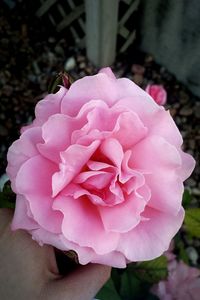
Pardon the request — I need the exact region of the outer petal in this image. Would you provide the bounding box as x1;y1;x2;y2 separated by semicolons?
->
22;86;67;132
6;127;43;191
118;207;184;261
60;235;127;268
32;229;126;268
98;67;117;79
53;194;120;255
61;73;118;116
130;135;184;214
114;96;161;130
11;195;39;231
61;73;159;116
89;251;126;268
15;155;63;233
179;151;196;181
149;110;183;147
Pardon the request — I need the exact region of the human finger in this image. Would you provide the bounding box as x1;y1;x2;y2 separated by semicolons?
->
43;263;111;300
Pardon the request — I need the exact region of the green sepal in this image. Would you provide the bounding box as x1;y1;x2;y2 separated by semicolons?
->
48;71;74;94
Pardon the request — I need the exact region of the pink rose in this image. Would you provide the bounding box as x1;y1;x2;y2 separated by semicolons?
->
145;84;167;105
7;68;195;268
152;261;200;300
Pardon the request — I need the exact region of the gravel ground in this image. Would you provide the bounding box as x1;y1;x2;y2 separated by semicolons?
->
0;1;199;207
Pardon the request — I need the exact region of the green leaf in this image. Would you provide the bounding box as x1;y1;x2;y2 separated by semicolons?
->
131;256;168;284
0;181;15;209
96;277;121;300
111;268;122;294
175;239;189;264
182;189;192;208
184;208;200;238
120;271;142;300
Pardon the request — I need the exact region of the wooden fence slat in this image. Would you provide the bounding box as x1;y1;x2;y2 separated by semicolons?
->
119;26;129;38
85;0;119;67
120;30;136;52
36;0;57;17
119;0;140;27
57;4;84;32
68;0;85;32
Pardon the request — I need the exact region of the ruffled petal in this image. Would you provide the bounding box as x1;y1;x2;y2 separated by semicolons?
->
61;73;158;117
149;110;183;147
99;192;147;233
130;135;184;214
6;127;43;191
15;155;62;233
113;111;148;149
179;151;196;181
118;207;184;261
98;67;116;79
37;113;85;163
100;138;124;169
11;195;39;231
114;96;161;129
22;86;67;132
52;140;100;197
53;194;120;254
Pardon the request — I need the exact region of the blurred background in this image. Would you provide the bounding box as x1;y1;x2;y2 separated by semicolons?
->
0;0;199;298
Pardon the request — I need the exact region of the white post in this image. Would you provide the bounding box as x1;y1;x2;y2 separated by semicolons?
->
85;0;119;67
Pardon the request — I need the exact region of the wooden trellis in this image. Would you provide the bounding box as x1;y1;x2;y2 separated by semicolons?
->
36;0;140;65
36;0;85;45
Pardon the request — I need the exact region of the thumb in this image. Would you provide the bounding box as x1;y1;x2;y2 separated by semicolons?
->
44;264;111;300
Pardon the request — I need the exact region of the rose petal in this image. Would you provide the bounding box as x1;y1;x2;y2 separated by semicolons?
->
118;207;184;261
87;160;112;171
100;138;124;169
98;67;116;79
37;113;85;163
11;195;39;231
6;127;43;191
61;72;158;117
99;192;146;233
15;155;62;233
61;73;118;116
113;111;148;149
21;87;67;134
114;96;161;129
179;151;196;181
149;110;183;147
52;140;100;197
74;170;113;189
130;135;184;214
53;194;120;254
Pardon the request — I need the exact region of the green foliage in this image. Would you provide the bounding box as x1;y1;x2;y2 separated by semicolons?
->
97;256;167;300
184;208;200;238
175;237;189;264
182;189;192;208
96;277;121;300
120;271;149;300
0;181;15;209
131;255;168;284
